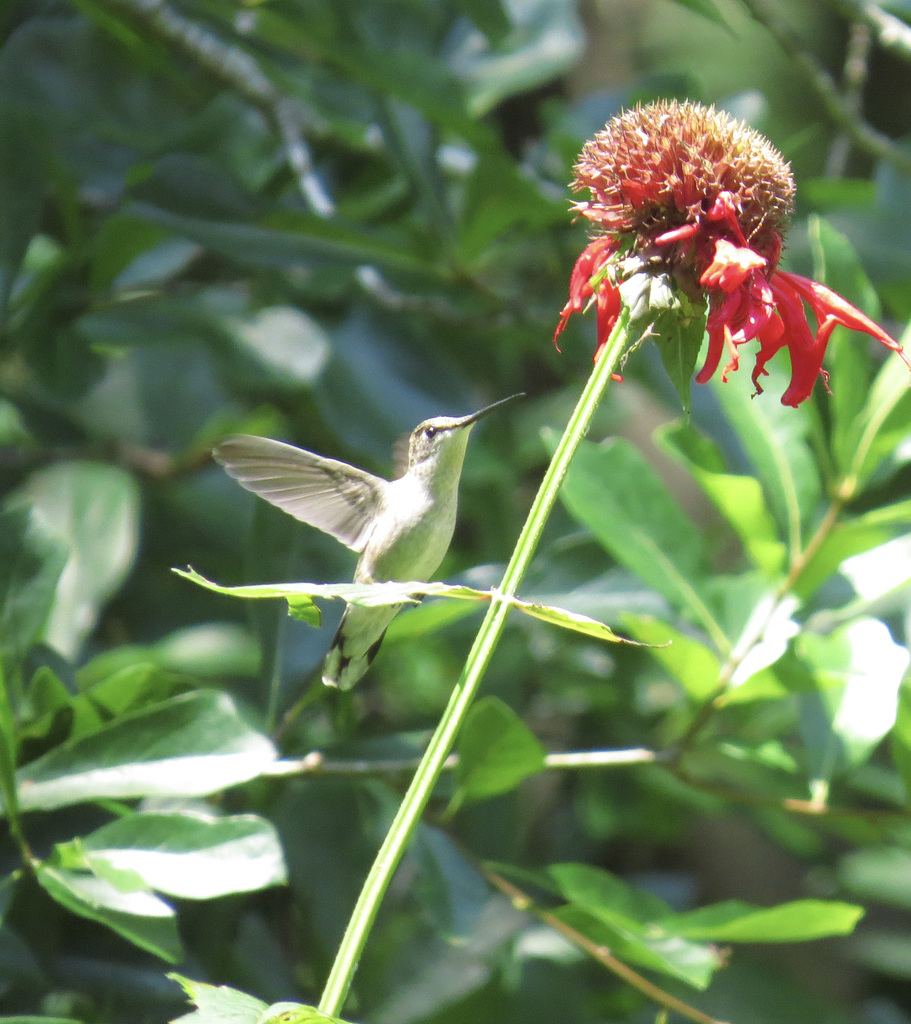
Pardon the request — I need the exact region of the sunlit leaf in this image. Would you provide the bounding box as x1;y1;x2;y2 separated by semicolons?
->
257;1003;350;1024
0;506;68;668
15;691;277;812
798;619;908;787
169;973;267;1024
80;810;287;899
175;568;640;644
667;898;864;942
17;462;140;659
37;865;181;962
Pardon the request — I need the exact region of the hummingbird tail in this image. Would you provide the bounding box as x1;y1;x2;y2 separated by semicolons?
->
321;615;391;690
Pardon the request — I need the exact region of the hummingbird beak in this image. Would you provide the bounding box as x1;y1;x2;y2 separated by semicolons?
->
454;393;525;428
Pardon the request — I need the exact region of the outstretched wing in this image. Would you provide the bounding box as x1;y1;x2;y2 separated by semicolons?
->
213;435;386;553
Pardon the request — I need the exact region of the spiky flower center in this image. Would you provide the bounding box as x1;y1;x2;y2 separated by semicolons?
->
572;100;795;263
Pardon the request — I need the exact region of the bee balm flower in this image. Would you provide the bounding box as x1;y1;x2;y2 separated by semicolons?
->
555;100;910;407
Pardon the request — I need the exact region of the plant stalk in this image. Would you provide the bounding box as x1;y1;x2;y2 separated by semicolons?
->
317;311;632;1017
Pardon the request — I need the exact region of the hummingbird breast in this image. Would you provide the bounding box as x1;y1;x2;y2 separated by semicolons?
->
356;473;458;583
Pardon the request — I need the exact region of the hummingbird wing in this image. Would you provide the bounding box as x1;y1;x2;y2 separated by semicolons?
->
213;435;386;553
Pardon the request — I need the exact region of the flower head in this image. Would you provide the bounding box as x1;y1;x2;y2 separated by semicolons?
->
555;100;909;406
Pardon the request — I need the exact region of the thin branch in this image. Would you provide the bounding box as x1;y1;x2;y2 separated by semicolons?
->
739;0;911;176
831;0;911;63
101;0;335;216
482;866;730;1024
672;770;907;822
263;745;660;778
826;20;872;176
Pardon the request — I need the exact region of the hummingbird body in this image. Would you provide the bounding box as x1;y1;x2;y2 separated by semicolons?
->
213;395;520;690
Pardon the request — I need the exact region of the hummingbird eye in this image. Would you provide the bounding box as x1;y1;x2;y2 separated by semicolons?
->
423;426;437;440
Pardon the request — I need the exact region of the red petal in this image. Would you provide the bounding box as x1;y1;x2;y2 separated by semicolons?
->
554;237;619;348
705;191;747;245
594;280;622;358
768;273;823;406
696;323;726;384
699;238;766;293
777;270;902;351
655;223;699;246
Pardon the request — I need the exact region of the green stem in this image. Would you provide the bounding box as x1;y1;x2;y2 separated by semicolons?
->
317;311;631;1018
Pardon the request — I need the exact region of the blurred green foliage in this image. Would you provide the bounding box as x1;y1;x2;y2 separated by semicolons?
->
3;0;911;1022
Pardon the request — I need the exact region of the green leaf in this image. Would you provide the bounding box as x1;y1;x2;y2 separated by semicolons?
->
0;660;22;854
0;1017;83;1023
622;614;720;701
0;506;68;668
799;530;911;628
175;568;639;644
808;216;878;473
840;846;911;910
88;213;195;292
618;271;707;415
152;623;260;679
798;619;908;788
412;826;489;939
555;435;727;650
67;661;178;740
226;306;331;390
17;462;140;659
667;898;864;942
801;177;876;210
510;599;635;644
0;102;46;321
669;0;730;25
554;902;720;989
384;597;480;641
456;696;545;802
682;740;802;801
80;811;287;899
169;974;267;1024
652;307;708;416
458;151;564;264
793;516;895;602
712;363;821;556
892;680;911;801
840;341;911;492
131;202;439;278
850;928;911;978
36;864;181;962
14;691;277;812
450;0;584;116
657;421;786;575
250;6;486;143
543;862;720;989
548;861;670;921
454;0;510;43
257;1003;349;1024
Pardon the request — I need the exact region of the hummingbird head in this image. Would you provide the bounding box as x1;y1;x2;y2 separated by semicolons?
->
403;394;524;477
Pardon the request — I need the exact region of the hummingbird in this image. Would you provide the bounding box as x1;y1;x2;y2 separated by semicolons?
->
213;394;522;690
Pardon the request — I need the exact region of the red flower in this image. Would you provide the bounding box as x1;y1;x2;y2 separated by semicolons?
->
555;101;910;406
